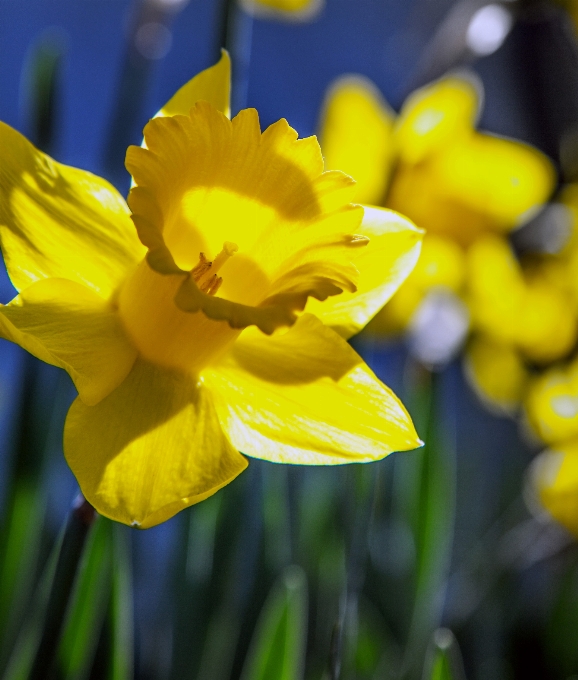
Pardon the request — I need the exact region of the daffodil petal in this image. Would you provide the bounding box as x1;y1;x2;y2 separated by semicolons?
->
64;358;247;528
526;361;578;446
387;132;555;245
240;0;323;20
530;443;578;538
464;335;528;414
0;122;145;296
517;280;576;364
155;50;231;119
395;74;481;164
320;76;395;205
428;132;556;229
305;206;423;338
0;278;137;405
203;314;421;464
466;235;525;344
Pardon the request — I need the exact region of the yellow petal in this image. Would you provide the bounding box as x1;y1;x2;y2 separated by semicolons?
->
410;235;466;293
466;235;525;344
516;280;576;364
467;236;576;362
530;443;578;538
432;133;555;230
305;206;423;338
203;314;421;464
319;77;395;205
388;133;554;245
526;361;578;445
464;335;528;413
0;122;144;296
155;50;231;119
240;0;322;20
64;358;247;528
395;75;481;165
0;278;137;405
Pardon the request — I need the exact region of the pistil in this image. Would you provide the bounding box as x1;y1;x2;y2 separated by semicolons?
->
192;242;238;296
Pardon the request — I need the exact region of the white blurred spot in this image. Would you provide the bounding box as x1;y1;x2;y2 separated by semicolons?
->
135;22;172;60
536;450;564;488
433;628;454;650
466;4;512;56
150;0;189;9
551;395;578;419
408;288;469;368
414;110;444;135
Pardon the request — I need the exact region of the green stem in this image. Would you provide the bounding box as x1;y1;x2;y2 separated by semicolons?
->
399;366;457;679
327;464;378;680
28;496;96;680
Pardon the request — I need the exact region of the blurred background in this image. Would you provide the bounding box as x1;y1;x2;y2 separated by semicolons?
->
2;0;578;678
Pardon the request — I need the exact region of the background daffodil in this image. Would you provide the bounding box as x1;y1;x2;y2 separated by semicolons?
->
463;182;578;414
464;234;577;413
458;184;578;538
239;0;323;21
319;73;555;348
524;325;578;538
0;53;423;528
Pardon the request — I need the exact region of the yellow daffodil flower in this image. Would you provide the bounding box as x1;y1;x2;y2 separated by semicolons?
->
320;72;555;341
522;220;578;537
464;336;528;414
467;236;576;363
530;443;578;538
464;234;577;411
0;53;423;528
240;0;322;21
526;360;578;446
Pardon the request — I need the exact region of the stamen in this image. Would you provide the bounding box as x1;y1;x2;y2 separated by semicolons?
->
208;277;223;295
191;242;238;296
199;274;218;293
347;234;370;246
191;253;212;279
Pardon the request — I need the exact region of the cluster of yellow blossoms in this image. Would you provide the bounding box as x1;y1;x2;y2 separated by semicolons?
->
320;72;556;347
0;54;423;528
320;70;578;538
523;193;578;538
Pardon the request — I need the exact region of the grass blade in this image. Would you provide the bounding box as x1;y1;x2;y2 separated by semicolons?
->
58;517;113;680
423;629;465;680
109;524;134;680
240;565;308;680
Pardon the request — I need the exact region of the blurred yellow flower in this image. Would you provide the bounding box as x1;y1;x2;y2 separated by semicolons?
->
465;185;578;412
240;0;322;20
320;72;555;341
530;443;578;538
465;336;528;413
526;360;578;446
0;53;423;528
467;236;575;361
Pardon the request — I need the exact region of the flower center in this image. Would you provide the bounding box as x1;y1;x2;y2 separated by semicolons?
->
117;243;243;375
191;241;238;294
